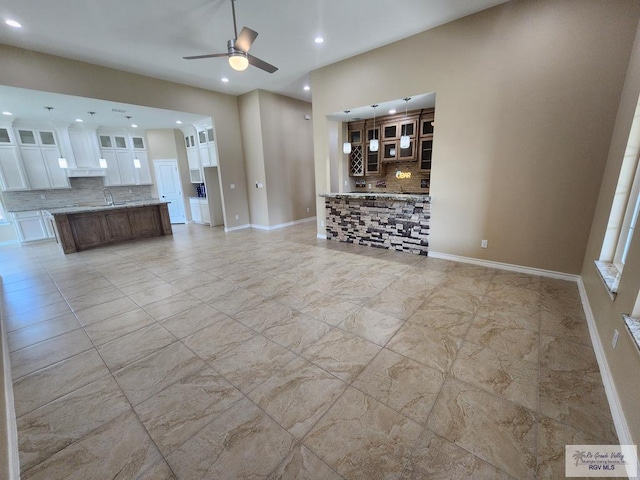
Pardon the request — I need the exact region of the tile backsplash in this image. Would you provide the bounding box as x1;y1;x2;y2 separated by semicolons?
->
1;177;154;212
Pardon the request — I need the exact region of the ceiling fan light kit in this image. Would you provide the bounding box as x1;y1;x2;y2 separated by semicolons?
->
183;0;278;74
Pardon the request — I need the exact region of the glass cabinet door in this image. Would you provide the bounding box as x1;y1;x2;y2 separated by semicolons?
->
366;144;380;174
419;139;433;171
382;123;398;140
399;139;415;160
399;119;417;138
382;141;398;161
420;117;434;136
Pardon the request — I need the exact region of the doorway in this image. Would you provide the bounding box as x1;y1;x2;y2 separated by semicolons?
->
153;159;186;224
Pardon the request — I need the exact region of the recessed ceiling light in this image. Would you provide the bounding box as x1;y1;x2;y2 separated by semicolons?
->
221;77;229;83
131;124;138;128
2;111;12;116
303;85;310;91
75;118;83;123
389;109;396;114
176;120;183;125
314;37;324;44
5;20;22;28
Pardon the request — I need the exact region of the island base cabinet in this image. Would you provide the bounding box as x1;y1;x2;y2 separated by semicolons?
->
53;203;172;254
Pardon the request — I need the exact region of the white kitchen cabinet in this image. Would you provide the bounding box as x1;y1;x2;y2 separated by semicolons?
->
100;130;152;186
19;146;70;190
134;151;152;185
11;210;55;243
0;146;28;191
189;197;210;225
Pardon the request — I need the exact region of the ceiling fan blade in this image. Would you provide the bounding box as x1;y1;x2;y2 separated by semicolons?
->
236;27;258;52
183;53;228;60
247;54;278;73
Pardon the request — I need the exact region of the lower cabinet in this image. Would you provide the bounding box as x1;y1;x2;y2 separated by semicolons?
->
189;197;210;225
12;210;56;243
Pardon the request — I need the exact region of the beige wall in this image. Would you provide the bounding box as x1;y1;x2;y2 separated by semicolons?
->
238;91;269;226
146;129;194;221
239;90;314;227
580;21;640;445
0;44;249;229
311;0;640;274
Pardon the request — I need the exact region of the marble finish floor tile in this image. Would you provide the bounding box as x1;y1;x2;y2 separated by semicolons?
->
304;387;423;480
17;375;130;471
249;358;347;438
20;410;161;480
8;314;81;352
182;316;255;363
301;295;361;326
159;303;229;339
427;378;537;480
268;445;342;480
166;398;295;479
341;306;405;346
1;222;620;480
451;341;539;411
83;308;155;346
96;323;176;372
402;429;514;480
10;329;94;379
466;314;540;362
352;348;445;424
386;322;462;374
301;328;381;383
407;304;474;337
11;349;110;417
261;312;331;354
114;342;205;405
73;295;139;326
209;334;297;393
135;366;243;456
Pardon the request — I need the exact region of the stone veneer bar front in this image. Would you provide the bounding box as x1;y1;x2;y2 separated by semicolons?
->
321;193;431;255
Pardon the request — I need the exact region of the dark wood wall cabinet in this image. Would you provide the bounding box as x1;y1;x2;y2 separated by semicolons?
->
348;108;434;177
51;202;172;254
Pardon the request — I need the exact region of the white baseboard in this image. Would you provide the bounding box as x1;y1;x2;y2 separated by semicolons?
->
0;241;18;247
317;233;327;240
577;278;638;479
0;277;20;479
427;251;580;282
250;216;316;231
224;224;251;232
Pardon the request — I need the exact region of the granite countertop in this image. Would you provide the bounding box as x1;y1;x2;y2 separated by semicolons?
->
320;192;431;201
45;200;169;215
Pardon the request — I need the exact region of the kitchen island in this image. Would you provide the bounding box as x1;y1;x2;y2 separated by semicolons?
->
321;192;431;255
46;200;172;254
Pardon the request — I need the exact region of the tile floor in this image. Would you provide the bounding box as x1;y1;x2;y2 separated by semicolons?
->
0;222;618;479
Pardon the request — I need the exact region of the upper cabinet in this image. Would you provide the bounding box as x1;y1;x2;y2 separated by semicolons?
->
4;125;70;190
99;129;152;186
183;122;217;183
0;125;28;191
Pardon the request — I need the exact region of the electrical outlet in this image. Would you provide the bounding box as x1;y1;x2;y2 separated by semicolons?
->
344;180;348;187
40;194;46;200
306;207;310;212
368;184;372;189
481;239;488;248
230;184;235;189
320;220;325;227
612;329;619;349
234;214;239;220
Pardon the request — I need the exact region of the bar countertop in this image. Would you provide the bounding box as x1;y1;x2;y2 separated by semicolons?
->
320;192;431;202
44;200;169;216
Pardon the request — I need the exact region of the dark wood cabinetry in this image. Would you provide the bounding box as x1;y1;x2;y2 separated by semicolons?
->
348;109;433;175
52;203;172;254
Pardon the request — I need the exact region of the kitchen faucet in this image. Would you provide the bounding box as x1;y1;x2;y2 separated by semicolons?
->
103;188;114;206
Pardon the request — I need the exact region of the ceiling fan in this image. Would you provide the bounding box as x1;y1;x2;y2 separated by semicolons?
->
183;0;278;73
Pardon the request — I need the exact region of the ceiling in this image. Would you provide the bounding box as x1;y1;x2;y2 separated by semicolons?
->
0;0;508;103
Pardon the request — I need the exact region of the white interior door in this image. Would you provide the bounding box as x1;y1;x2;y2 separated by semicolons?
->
154;159;186;224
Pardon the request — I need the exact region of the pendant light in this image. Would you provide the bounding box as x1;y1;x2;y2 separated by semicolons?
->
400;97;411;149
45;107;68;169
89;112;108;168
370;104;379;152
343;110;351;154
